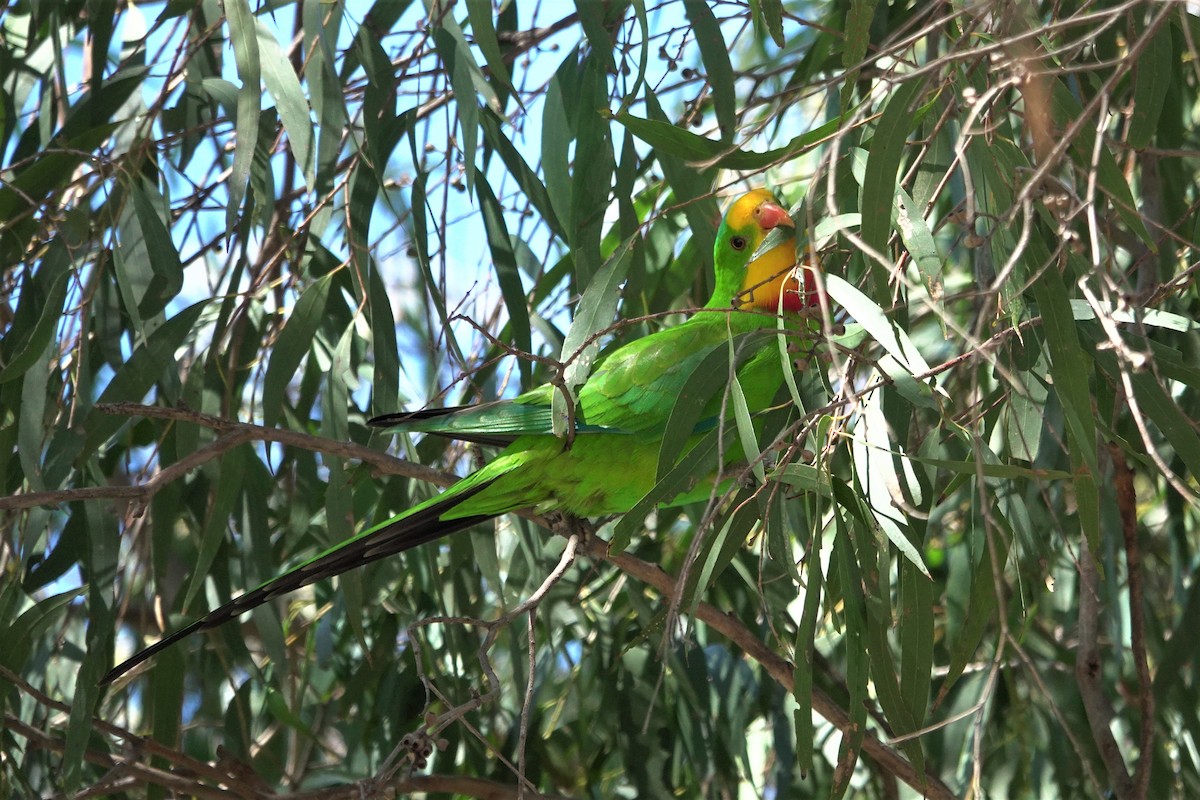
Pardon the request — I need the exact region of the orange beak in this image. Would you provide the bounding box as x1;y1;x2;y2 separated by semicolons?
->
755;200;795;231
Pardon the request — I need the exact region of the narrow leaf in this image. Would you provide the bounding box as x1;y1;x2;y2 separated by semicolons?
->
656;342;730;482
433;27;481;194
262;275;332;428
756;0;786;46
1128;20;1173;149
256;20;314;188
684;0;735;140
614;110;843;170
224;0;261;233
466;0;516;101
728;338;765;484
476;172;533;386
552;237;634;437
825;275;936;384
861;78;925;292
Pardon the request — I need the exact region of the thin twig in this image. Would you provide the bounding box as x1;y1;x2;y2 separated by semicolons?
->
1076;536;1136;799
0;402;454;512
1109;442;1154;800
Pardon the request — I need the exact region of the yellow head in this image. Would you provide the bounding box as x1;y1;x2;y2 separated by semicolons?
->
710;189;794;310
718;190;822;312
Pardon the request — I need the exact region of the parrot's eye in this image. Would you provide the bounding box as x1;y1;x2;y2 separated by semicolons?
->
730;236;747;251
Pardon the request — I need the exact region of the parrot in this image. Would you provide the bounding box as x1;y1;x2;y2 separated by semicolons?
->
101;189;811;685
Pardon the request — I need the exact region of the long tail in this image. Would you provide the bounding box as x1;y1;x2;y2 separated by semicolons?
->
100;482;495;685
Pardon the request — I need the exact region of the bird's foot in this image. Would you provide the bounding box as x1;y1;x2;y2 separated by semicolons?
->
546;512;594;549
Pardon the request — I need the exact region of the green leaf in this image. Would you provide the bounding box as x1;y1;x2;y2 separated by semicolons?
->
684;0;735;140
1031;265;1099;478
794;416;832;777
642;91;719;262
68;501;118;789
116;180;184;324
466;0;516;102
615;0;651;118
682;490;758;619
403;147;463;364
567;54;614;288
18;342;50;492
831;511;868;798
149;641;185;752
255;19;314;188
575;2;616;71
851;383;929;577
433;26;482;194
1006;370;1049;462
541;60;572;236
775;310;805;414
262;275;332;429
935;510;1011;705
266;687;318;739
861;78;925;293
0;68;148;259
656;342;729;482
181;445;247;612
754;0;786;47
1128;20;1173;150
476;172;533;386
224;0;261;233
85;300;208;453
1096;350;1200;483
898;557;933;728
0;270;70;385
894;185;943;304
911;455;1071;481
321;324;357;635
614;110;844;170
857;515;922;771
553;237;634;437
367;257;401;417
479;108;564;239
1068;299;1197;332
773;464;836;498
305;0;348;207
23;508;88;591
0;586;86;674
824;275;936;385
728;339;765;484
1033;263;1101;553
843;0;877;77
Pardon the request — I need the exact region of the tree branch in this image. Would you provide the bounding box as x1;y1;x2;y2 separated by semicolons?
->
0;402;453;513
3;664;569;800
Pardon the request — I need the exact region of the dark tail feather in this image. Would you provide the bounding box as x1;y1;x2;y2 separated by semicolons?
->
100;484;495;685
368;407;470;427
369;406;519;447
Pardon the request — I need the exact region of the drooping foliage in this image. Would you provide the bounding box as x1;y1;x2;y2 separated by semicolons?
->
2;2;1198;798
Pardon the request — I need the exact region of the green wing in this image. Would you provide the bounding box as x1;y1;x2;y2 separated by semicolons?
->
370;314;781;442
368;393;605;446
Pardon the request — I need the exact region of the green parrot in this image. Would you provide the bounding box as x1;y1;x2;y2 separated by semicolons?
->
101;189;805;685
